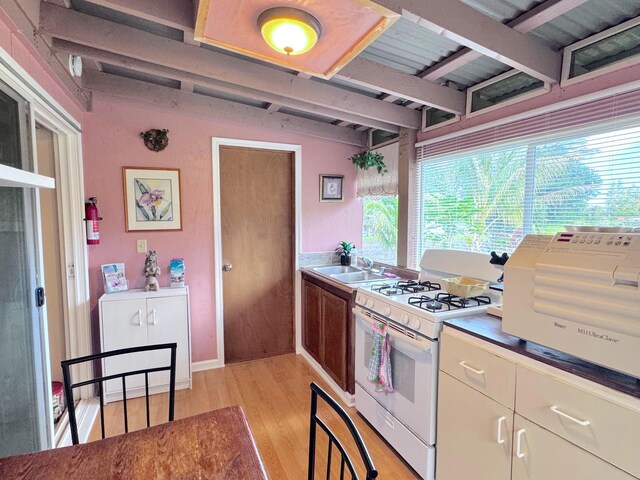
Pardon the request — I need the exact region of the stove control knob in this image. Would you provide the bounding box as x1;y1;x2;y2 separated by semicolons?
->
411;318;422;330
383;307;391;316
401;314;409;325
356;295;363;305
367;299;375;309
363;298;370;308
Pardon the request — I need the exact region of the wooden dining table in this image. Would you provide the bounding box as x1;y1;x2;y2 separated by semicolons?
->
0;406;269;479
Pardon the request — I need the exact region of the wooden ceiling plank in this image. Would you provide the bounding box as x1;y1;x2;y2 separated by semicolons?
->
375;0;562;84
419;0;586;82
266;72;311;112
79;0;194;33
40;4;420;128
83;70;368;146
52;38;401;133
336;57;466;114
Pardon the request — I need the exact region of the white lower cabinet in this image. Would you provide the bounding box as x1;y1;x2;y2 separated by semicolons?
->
436;372;513;480
436;327;640;480
511;415;635;480
99;288;191;402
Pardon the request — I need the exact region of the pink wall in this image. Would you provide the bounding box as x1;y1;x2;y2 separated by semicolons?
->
418;62;640;143
0;8;84;121
83;94;362;362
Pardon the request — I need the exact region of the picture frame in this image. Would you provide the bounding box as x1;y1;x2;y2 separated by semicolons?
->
320;174;344;202
122;167;182;231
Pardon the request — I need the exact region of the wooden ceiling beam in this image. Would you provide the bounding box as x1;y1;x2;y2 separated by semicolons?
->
419;0;587;82
83;70;368;146
335;57;466;114
40;3;420;128
52;39;401;133
374;0;562;84
78;0;194;33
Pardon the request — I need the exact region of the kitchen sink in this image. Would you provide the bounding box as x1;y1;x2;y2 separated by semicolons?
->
330;271;386;283
312;265;361;274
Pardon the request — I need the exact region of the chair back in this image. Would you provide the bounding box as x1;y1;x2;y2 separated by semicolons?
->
61;343;177;445
308;382;378;480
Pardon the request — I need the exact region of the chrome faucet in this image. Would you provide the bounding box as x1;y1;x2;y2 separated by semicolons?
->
362;255;374;270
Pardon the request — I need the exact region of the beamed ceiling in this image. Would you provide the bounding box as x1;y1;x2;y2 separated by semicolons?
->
29;0;640;146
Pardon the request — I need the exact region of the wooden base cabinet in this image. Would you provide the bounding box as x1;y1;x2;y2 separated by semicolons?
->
99;288;192;402
301;274;353;393
437;328;639;480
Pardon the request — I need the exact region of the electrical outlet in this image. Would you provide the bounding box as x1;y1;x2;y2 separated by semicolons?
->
137;239;147;253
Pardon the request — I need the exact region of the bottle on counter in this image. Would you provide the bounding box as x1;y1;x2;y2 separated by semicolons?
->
350;247;358;267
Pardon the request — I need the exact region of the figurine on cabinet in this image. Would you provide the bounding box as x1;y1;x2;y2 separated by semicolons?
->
143;250;161;291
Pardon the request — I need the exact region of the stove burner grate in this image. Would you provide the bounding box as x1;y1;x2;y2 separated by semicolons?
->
408;295;450;312
435;293;491;308
371;283;403;296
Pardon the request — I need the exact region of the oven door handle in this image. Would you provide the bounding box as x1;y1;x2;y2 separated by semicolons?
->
356;314;432;353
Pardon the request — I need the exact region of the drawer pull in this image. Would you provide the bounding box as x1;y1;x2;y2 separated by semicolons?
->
136;309;142;326
459;361;485;375
550;405;591;426
496;416;506;445
516;429;526;458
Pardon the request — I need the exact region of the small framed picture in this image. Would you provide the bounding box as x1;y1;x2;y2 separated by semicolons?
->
320;175;344;202
123;167;182;231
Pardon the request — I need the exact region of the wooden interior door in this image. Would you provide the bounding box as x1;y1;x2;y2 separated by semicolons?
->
220;146;295;363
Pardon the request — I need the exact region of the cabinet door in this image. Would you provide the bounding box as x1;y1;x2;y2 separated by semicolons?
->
512;415;635;480
146;295;189;387
101;299;148;393
321;289;348;390
436;372;513;480
302;280;322;363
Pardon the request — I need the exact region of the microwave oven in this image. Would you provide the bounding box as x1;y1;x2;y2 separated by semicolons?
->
502;232;640;378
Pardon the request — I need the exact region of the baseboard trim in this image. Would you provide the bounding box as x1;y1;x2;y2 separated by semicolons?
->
56;398;100;447
192;358;224;372
299;350;355;407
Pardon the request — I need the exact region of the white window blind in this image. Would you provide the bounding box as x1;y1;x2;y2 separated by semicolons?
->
410;88;640;267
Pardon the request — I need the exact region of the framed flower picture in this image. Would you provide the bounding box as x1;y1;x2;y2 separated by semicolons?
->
320;174;344;202
123;167;182;231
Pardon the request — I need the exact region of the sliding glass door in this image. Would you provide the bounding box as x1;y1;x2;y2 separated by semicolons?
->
0;82;52;456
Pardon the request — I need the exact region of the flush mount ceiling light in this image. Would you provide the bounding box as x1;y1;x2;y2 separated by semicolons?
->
257;7;322;56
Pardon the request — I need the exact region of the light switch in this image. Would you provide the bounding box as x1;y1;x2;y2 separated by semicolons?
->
137;239;147;253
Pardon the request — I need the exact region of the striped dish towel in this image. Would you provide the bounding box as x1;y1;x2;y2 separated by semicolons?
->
367;321;394;393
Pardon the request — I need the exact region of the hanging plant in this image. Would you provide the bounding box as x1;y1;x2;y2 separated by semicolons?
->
350;151;387;175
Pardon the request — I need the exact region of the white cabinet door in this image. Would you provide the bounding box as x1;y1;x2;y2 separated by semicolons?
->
511;415;636;480
101;299;148;394
436;372;513;480
146;296;189;387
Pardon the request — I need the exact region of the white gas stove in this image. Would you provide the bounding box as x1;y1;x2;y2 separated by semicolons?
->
355;278;498;339
353;249;503;480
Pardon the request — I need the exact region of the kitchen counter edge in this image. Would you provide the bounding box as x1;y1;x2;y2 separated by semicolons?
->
444;314;640;400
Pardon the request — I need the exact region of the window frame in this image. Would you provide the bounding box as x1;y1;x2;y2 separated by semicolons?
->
561;16;640;87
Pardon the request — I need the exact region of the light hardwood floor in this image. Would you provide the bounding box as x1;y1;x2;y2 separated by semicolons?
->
88;354;420;479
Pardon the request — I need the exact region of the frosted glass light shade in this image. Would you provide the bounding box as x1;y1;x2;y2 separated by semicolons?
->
258;8;322;56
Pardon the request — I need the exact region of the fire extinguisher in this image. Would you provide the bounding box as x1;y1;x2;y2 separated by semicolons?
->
85;197;101;245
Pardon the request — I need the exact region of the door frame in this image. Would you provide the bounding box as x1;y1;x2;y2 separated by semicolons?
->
211;138;301;366
0;46;95;445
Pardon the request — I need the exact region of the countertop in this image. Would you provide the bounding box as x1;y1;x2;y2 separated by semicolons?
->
0;406;268;479
299;267;358;294
445;315;640;399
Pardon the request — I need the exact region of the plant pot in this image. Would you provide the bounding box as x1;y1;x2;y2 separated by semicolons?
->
340;254;351;266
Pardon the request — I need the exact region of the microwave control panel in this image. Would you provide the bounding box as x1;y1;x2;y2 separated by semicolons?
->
548;232;640;252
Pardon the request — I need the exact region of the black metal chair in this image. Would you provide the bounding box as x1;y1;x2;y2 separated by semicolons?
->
308;382;378;480
61;343;177;445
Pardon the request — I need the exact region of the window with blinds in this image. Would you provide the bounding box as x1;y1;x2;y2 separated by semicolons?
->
413;120;640;263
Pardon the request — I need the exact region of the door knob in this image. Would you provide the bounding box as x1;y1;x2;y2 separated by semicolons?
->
222;263;233;272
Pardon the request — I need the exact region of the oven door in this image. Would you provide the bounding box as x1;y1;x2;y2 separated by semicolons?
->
354;308;437;445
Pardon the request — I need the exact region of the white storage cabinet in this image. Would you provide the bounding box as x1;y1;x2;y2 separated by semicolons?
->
99;288;192;402
436;327;639;480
